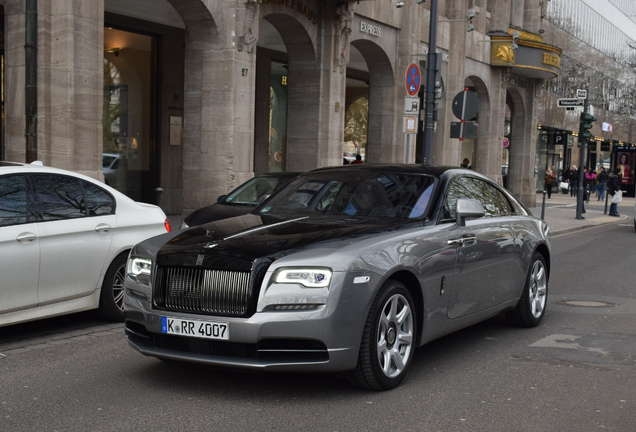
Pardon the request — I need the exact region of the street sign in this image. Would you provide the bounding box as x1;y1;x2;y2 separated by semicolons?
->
404;96;420;115
405;63;421;96
576;89;587;99
450;121;478;140
557;98;584;107
451;90;479;120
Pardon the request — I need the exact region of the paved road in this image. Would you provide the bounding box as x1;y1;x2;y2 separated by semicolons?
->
1;222;635;431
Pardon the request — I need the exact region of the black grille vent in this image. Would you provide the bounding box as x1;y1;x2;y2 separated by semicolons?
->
154;266;253;316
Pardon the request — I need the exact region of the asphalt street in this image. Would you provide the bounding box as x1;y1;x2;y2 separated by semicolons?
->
1;201;635;431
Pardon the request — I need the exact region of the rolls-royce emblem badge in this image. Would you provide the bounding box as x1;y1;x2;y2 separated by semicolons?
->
196;254;204;266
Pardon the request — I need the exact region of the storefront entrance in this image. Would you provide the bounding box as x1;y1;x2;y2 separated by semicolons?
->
103;26;157;203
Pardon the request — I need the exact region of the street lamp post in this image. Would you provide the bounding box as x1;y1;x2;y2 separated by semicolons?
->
422;0;438;167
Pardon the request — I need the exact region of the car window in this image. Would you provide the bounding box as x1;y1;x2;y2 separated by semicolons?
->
83;180;114;216
443;177;514;221
31;174;86;221
259;172;435;219
226;177;280;205
0;175;28;227
486;185;514;215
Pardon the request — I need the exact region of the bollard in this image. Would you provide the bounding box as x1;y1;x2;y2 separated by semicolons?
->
155;187;164;208
541;190;547;220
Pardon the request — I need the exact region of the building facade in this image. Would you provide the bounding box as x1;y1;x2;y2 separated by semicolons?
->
0;0;634;217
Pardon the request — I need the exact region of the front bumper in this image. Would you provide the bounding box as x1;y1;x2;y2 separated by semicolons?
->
123;271;383;373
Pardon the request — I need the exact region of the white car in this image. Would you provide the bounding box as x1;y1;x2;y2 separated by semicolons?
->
0;161;171;327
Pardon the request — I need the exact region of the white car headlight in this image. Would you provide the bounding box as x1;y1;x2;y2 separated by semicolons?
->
127;257;153;286
275;268;332;288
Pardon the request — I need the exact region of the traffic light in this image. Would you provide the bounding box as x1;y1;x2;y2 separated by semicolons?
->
579;112;596;139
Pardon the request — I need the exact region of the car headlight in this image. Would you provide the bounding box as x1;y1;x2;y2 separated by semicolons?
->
275;268;332;288
127;257;153;286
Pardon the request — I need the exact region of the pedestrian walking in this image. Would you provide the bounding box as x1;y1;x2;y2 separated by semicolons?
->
584;168;596;202
608;167;621;216
568;165;578;197
544;166;555;198
596;166;608;201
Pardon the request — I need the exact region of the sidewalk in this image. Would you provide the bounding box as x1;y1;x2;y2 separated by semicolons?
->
167;192;633;237
529;191;633;236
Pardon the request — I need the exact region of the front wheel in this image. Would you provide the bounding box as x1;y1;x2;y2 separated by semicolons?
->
350;280;416;390
506;252;548;327
98;253;128;321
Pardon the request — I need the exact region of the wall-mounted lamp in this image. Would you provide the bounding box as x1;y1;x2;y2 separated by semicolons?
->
395;1;404;8
106;47;120;57
510;30;519;50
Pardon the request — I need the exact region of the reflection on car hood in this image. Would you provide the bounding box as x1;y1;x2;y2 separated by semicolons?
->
184;203;254;226
156;213;416;265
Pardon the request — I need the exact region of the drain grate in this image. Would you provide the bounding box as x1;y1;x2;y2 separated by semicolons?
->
555;300;616;308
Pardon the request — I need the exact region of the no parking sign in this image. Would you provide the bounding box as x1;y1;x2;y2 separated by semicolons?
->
405;63;421;96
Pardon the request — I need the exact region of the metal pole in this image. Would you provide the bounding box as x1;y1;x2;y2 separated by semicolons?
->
25;0;38;163
576;86;589;220
422;0;438;167
541;190;547;220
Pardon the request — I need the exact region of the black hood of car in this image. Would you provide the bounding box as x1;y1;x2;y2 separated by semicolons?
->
184;202;254;226
156;213;417;269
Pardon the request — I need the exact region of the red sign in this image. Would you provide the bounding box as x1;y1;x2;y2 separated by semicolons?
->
405;63;421;96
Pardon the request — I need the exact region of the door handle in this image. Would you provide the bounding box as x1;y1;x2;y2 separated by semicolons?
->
447;234;476;247
461;234;476;245
16;232;37;242
95;224;111;233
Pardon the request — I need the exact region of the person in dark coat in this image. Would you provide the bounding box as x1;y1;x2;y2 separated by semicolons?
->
596;166;609;201
608;167;621;216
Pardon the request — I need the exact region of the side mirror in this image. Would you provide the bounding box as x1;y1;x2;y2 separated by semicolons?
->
217;194;227;203
456;198;485;226
257;194;271;205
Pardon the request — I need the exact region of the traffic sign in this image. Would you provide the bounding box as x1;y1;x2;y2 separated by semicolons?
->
405;63;421;96
404;96;420;115
557;98;584;107
451;90;479;120
450;121;478;140
576;89;587;99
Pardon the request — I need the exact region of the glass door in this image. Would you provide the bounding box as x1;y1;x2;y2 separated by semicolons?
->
103;27;156;203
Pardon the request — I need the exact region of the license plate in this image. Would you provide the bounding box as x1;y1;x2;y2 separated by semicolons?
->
161;317;229;340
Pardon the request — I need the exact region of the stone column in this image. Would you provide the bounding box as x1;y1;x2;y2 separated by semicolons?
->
173;0;256;218
474;68;506;184
3;0;27;162
4;0;104;179
516;81;539;206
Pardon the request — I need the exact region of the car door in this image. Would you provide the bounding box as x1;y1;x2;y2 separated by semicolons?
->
30;174;115;305
0;174;40;313
444;177;516;319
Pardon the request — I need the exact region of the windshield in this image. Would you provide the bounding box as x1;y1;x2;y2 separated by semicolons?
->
224;176;287;205
258;171;435;219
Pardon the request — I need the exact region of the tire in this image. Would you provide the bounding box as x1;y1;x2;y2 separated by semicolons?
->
505;252;548;327
98;253;128;321
350;280;416;390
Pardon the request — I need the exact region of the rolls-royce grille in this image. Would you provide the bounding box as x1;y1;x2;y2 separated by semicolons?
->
155;266;253;316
